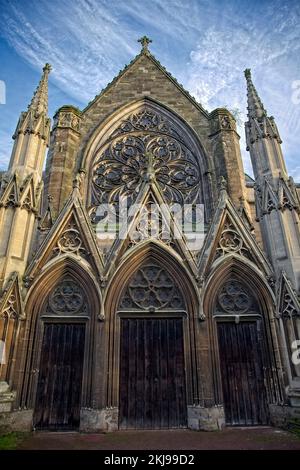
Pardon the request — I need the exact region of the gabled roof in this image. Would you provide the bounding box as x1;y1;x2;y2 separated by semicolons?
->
25;188;103;280
277;271;300;317
102;178;199;280
83;45;209;118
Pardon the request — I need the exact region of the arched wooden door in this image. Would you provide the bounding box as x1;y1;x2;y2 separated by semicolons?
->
118;262;188;429
33;277;88;430
215;279;269;426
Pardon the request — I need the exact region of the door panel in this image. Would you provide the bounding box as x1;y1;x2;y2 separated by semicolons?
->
217;321;269;426
34;323;85;430
119;318;187;429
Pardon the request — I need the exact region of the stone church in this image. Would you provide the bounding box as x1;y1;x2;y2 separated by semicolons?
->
0;37;300;432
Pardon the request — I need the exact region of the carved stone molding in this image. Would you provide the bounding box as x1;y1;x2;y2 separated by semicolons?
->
53;220;86;257
255;177;299;217
0;293;18;319
0;273;23;320
127;201;175;250
4;192;18;208
0;174;39;215
279;280;300;319
281;291;299;318
209;109;235;135
110;109;184;142
53;106;82;133
216;219;252;260
220;115;232;130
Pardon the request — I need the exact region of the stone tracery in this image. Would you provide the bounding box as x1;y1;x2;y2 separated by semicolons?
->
214;278;258;316
46;278;87;315
119;263;185;310
90;108;202;210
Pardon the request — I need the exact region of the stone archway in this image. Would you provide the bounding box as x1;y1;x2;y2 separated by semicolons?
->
81;97;214;226
17;257;102;428
203;259;283;426
214;277;269;426
102;242;204;430
117;261;187;429
33;275;88;430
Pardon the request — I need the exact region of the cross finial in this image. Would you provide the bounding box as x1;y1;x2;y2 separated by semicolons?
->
138;36;152;53
43;63;52;74
244;68;251;79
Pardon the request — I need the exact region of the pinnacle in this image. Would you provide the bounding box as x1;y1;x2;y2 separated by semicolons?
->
43;63;52;73
28;63;51;116
244;68;266;120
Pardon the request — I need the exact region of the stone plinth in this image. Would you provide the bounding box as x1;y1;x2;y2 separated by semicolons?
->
80;407;119;432
187;405;225;431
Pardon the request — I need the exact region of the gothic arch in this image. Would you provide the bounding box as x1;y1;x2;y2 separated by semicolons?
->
80;97;214;221
104;240;199;316
202;256;283;407
102;241;202;413
203;256;275;316
16;256;102;410
81;97;211;174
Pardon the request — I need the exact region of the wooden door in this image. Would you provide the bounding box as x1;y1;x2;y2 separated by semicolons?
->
34;323;85;430
119;318;187;429
217;321;269;426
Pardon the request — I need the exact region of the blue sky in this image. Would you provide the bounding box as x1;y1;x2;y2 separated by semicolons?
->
0;0;300;179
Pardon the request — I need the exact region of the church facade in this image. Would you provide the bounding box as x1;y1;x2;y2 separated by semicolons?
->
0;37;300;432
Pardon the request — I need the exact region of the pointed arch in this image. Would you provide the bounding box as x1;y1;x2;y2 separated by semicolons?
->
202;256;283;410
81;97;211;175
17;256;102;411
80;97;214;221
203;255;275;317
104;240;200;319
101;240;203;415
25;255;102;318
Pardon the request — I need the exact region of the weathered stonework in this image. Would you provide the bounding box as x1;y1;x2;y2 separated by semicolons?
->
0;381;15;413
269;404;300;428
0;409;33;433
80;408;119;432
188;406;225;431
44;105;82;216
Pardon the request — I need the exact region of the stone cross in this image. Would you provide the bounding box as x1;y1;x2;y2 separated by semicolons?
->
138;36;152;53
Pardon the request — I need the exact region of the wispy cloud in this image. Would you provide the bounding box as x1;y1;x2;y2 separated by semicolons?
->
0;0;138;102
185;1;300;175
0;0;299;177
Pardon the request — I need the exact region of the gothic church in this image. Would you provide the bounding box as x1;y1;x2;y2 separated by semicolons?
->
0;37;300;432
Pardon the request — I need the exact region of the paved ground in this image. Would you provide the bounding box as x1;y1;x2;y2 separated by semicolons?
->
18;427;300;450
